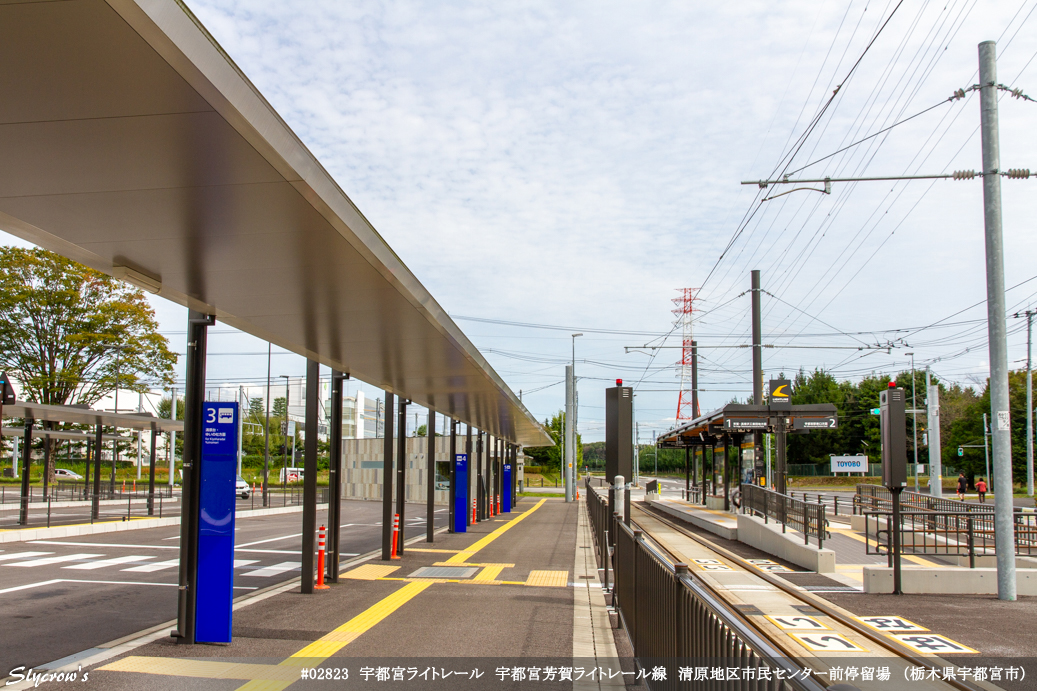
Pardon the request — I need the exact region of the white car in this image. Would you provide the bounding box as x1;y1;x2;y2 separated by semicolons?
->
236;477;251;499
54;468;83;480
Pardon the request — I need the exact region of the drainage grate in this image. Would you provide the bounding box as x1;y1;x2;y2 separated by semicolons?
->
407;566;479;579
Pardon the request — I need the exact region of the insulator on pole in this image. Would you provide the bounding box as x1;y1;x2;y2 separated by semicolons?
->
1006;168;1030;179
952;170;977;180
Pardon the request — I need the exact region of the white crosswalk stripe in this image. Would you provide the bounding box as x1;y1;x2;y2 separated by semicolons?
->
65;555;153;571
122;558;179;573
0;552;53;562
7;553;103;567
242;561;300;577
233;559;259;568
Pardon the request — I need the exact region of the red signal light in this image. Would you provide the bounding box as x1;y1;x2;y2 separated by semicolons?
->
616;379;623;386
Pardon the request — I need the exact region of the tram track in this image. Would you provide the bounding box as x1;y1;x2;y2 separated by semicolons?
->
629;501;990;691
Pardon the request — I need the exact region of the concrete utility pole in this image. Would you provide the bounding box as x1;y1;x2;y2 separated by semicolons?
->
908;352;918;492
926;368;943;498
168;387;177;487
979;40;1016;601
751;270;763;484
564;364;574;502
1014;310;1035;496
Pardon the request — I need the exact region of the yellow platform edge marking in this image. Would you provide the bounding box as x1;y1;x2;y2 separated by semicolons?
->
406;548;462;554
444;499;547;564
100;657;297;682
524;570;569;587
473;565;506;582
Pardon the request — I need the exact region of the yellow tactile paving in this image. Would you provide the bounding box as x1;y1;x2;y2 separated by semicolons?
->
524;570;569;587
100;657;297;682
472;565;507;582
406;548;462;553
444;499;547;564
341;564;400;580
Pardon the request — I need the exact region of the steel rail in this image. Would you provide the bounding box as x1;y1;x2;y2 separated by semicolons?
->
630;502;985;691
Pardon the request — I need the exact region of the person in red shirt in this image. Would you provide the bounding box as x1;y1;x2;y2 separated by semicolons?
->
976;477;988;503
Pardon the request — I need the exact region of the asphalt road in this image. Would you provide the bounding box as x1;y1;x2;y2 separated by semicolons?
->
0;499;447;676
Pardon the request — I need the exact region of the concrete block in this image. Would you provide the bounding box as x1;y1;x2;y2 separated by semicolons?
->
705;496;727;511
862;566;1037;595
649;500;738;541
736;513;836;573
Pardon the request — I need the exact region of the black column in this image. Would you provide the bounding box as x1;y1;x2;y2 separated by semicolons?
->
18;417;32;525
395;399;408;555
147;422;157;515
328;371;344;582
426;410;436;542
381;393;395;560
92;424;102;518
301;359;319;594
775;416;787;495
175;309;211;643
465;425;473;526
84;438;92;502
723;435;730;512
448;418;456;533
684;445;690;498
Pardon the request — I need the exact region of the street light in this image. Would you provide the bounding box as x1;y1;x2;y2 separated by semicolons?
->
907;352;918;492
570;333;582;494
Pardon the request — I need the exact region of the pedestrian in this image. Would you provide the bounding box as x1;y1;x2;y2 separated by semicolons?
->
976;477;987;503
957;472;967;501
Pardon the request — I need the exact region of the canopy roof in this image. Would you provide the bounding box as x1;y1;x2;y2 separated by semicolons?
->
2;403;183;433
0;0;550;446
657;403;838;448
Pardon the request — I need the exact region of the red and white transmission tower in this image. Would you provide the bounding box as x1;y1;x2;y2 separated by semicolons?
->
672;288;700;421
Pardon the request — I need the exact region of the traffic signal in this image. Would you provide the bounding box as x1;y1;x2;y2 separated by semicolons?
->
958;447;963;457
0;372;14;404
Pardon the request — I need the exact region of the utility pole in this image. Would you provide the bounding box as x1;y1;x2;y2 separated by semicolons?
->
168;387;177;487
263;344;271;506
926;367;943;498
564;364;574;502
751;270;764;484
979;40;1016;601
983;412;992;494
1013;310;1035;496
908;352;918;492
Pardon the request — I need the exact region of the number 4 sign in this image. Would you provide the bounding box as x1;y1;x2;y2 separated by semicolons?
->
789;632;867;652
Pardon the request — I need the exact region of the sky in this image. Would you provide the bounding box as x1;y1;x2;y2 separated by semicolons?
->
5;0;1037;442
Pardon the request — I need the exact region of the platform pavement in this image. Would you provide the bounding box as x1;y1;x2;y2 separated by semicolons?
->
17;497;627;691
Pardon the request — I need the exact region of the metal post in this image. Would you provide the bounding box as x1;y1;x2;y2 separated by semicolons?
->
691;340;699;418
263;344;271;507
137;392;144;480
775;416;787;495
175;309;211;642
301;359;319;594
1027;311;1034;496
92;424;102;519
381;392;395;561
909;353;919;492
448;418;456;533
169;387;177;487
426;410;436;542
148;422;157;515
395;398;408;555
565;364;574;503
891;487;903;594
979;40;1017;600
328;371;344;582
18;417;32;525
684;445;690;499
476;429;484;520
465;425;473;526
237;386;244;478
926;368;943;498
751;270;764;485
983;413;992;493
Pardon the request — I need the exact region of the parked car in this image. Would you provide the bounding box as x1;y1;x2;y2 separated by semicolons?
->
54;468;83;480
279;467;304;484
236;477;251;499
435;473;450;491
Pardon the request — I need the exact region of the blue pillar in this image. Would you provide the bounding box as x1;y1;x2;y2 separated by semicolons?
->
454;452;468;533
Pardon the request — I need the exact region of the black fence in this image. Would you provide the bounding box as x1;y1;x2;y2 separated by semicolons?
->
585;479;824;691
784;491;850;516
863;509;1037;566
740;484;828;548
0;482;175;505
854;484;992;515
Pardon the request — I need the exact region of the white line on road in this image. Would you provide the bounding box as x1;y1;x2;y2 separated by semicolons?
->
242;561;300;577
236;533;301;547
32;540;179;550
233;559;259;568
65;555;154;571
6;553;103;567
0;551;53;562
0;578;259;596
122;559;178;572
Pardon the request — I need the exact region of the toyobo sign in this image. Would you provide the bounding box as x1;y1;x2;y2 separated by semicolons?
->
830;455;867;474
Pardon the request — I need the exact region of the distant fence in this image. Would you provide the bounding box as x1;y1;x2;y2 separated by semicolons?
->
740;484;828;548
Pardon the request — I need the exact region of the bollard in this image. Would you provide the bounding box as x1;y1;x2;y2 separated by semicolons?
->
315;525;331;590
390;514;401;560
472;498;477;524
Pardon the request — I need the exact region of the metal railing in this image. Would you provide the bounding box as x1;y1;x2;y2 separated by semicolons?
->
784;490;849;516
740;484;827;548
854;484;995;515
863;509;1037;566
585;479;825;691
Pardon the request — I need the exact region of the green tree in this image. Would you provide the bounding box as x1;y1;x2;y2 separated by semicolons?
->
272;397;287;419
0;247;176;483
523;411;581;472
248;397;266;422
416;424;427;437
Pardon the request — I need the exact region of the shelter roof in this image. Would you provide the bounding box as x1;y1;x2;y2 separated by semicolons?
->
0;0;550;446
1;402;182;433
657;404;838;447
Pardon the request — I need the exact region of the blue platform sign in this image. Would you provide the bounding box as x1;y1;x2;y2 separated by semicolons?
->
454;453;468;533
502;463;512;513
196;402;238;644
